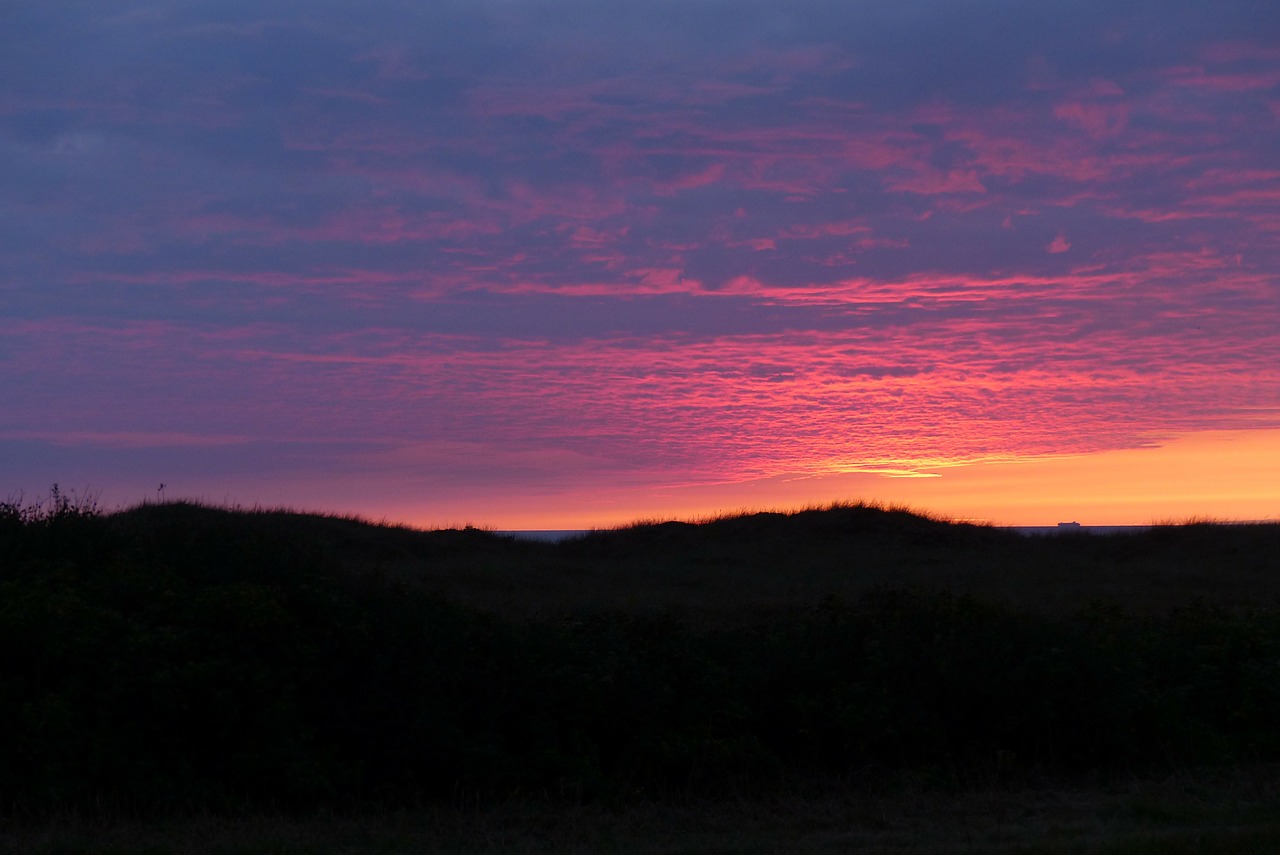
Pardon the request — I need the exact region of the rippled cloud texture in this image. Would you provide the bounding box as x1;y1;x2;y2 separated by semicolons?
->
4;1;1279;526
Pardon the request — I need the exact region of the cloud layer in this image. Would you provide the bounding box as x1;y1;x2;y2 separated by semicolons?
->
3;1;1278;523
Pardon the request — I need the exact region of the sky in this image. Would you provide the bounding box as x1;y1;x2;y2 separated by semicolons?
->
3;0;1279;529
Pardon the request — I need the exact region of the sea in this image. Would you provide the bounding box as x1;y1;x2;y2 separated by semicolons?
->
498;524;1157;542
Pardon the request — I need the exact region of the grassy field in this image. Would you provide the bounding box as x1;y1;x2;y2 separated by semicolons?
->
2;494;1279;852
8;767;1280;853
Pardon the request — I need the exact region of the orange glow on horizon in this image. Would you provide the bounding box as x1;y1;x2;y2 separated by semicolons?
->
385;427;1280;531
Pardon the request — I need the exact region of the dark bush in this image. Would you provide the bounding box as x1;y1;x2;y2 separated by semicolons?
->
3;500;1280;817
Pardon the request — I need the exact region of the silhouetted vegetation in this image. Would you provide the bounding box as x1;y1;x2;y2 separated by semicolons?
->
2;494;1279;823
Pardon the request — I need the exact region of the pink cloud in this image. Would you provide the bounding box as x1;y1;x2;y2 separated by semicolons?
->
650;162;726;196
9;246;1278;491
1086;77;1125;97
1101;206;1212;224
915;104;1116;183
1199;42;1280;64
0;430;250;448
1167;67;1280;92
362;320;1278;481
294;209;504;245
689;80;783;102
885;169;987;195
779;221;873;239
467;78;627;121
300;86;391;106
724;44;858;79
1046;233;1071;253
565;224;628;248
631;267;705;293
1053;100;1130;138
354;44;430;81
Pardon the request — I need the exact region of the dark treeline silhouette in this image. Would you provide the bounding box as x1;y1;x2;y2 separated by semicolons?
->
2;494;1280;817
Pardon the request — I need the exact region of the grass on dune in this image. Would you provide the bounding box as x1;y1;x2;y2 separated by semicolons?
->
240;498;1280;620
3;491;1280;851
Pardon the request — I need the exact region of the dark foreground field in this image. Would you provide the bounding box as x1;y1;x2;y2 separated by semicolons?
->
3;494;1280;852
10;768;1280;854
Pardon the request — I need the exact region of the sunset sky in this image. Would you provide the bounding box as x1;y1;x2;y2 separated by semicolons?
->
3;1;1279;529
